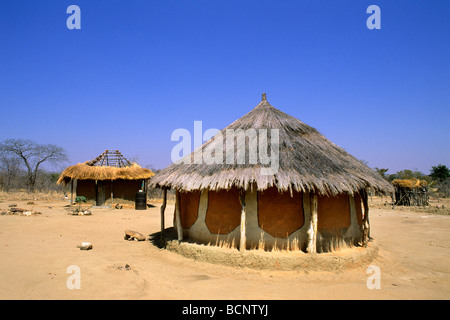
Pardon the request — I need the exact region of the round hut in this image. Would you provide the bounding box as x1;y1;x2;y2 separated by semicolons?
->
57;150;154;206
150;94;393;253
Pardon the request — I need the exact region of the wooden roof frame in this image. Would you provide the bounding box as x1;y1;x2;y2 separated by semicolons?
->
85;150;132;168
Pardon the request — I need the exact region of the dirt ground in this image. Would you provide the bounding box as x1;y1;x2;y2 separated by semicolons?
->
0;193;449;300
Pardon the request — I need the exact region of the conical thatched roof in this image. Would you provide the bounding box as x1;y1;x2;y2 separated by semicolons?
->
150;94;393;196
57;150;154;185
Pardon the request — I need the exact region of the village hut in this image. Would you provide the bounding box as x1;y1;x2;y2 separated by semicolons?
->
57;150;154;206
150;94;394;253
392;179;429;207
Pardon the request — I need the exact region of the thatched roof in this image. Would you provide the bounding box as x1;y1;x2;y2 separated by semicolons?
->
392;179;427;189
57;150;154;185
150;94;394;196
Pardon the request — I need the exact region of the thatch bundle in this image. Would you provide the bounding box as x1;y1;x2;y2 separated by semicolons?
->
57;162;153;185
150;94;393;196
392;179;427;189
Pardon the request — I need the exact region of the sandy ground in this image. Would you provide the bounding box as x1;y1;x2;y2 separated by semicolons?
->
0;195;449;300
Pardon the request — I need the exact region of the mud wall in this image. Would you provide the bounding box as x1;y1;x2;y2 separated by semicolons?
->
75;179;143;204
176;188;364;251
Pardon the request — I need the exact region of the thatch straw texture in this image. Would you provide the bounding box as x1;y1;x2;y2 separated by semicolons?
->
57;162;154;185
150;95;394;196
392;179;427;189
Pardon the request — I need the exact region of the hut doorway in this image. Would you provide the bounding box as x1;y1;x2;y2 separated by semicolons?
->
96;180;106;206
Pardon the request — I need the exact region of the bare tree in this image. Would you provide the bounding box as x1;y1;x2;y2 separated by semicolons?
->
0;139;68;192
0;155;23;191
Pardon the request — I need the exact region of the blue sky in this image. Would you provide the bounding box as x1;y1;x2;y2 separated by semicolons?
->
0;0;448;174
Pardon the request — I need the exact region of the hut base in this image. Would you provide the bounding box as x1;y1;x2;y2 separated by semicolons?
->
157;228;378;272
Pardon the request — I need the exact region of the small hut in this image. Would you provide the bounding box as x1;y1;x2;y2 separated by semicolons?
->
150;94;394;253
57;150;154;206
392;179;429;206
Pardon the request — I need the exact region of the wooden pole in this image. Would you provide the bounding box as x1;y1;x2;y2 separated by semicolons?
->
111;180;114;207
160;188;167;239
307;193;318;254
361;189;370;247
239;189;246;251
70;179;74;205
175;189;183;241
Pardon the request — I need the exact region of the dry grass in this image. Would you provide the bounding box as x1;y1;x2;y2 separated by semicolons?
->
205;228;353;253
0;190;67;202
369;195;450;215
57;163;154;185
392;179;428;188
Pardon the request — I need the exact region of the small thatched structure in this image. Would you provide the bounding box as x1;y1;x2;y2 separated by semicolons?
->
151;94;394;253
393;179;428;206
58;150;154;206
